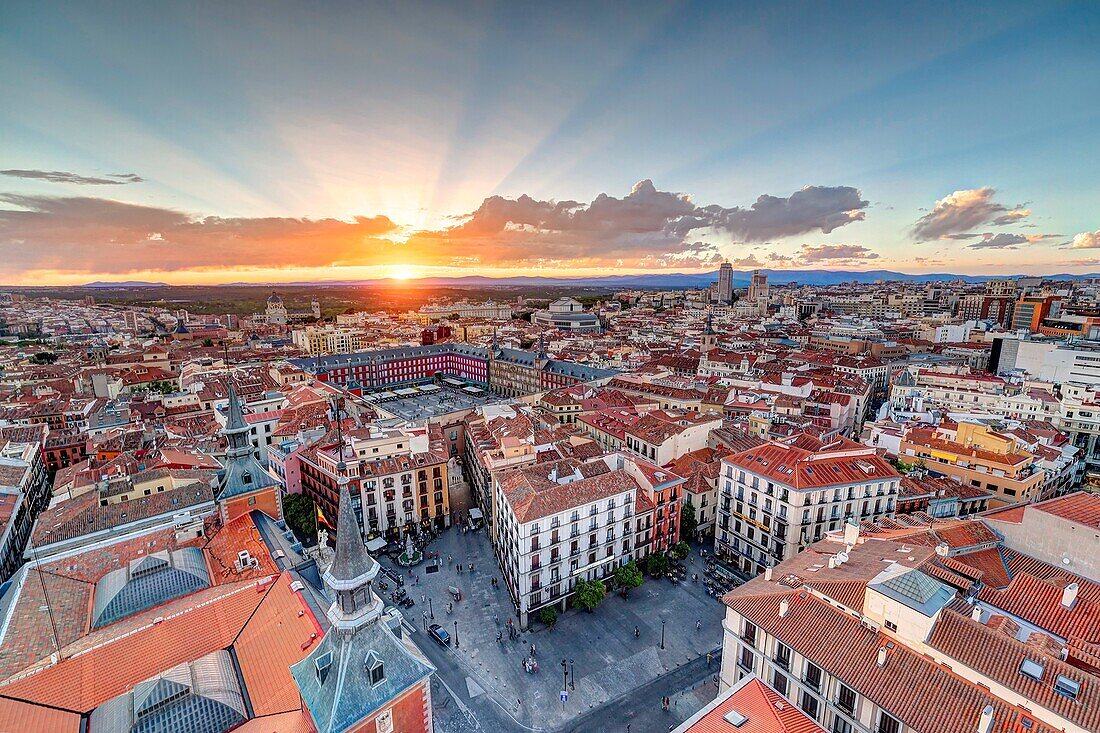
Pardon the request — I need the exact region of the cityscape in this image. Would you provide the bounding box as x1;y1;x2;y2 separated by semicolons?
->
1;3;1099;733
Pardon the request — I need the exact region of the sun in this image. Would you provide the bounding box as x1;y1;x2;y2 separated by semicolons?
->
388;265;416;281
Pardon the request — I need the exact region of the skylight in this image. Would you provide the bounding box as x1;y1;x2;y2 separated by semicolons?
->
1019;658;1044;682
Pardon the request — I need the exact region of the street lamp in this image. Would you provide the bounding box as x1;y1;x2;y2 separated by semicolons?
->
429;597;434;619
454;620;459;647
569;658;575;690
661;619;666;650
561;659;568;693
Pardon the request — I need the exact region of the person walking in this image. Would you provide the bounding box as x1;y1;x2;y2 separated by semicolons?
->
695;619;702;632
634;626;640;638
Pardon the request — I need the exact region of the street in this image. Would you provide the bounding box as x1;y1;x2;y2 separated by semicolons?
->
383;525;727;732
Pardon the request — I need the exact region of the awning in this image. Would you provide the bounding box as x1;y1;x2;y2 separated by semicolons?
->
468;508;483;520
366;537;387;552
419;384;441;392
395;388;418;396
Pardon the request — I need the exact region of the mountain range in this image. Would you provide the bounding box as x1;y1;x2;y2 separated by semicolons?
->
77;269;1097;289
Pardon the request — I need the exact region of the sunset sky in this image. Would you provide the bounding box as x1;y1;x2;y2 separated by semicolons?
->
2;1;1099;285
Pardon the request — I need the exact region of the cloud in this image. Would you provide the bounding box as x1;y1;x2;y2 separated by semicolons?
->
405;180;867;268
0;180;870;275
1;169;144;185
966;232;1061;249
696;185;868;241
1068;257;1100;266
730;254;765;267
797;244;880;262
911;187;1029;240
991;208;1031;226
967;233;1028;249
1067;230;1100;249
0;194;399;273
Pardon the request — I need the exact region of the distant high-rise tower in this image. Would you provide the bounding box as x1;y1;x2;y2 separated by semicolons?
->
749;270;769;315
717;261;734;304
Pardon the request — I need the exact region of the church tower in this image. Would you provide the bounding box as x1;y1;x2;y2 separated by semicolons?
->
700;311;718;353
215;381;282;524
323;467;383;632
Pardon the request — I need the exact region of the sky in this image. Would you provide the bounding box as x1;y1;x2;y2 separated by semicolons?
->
1;0;1099;286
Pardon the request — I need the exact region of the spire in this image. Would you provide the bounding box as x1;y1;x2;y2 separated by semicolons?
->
223;381;252;459
536;331;547;359
704;311;715;335
491;328;498;353
326;472;377;588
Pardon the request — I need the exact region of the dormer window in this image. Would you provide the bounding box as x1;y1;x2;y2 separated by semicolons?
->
366;651;385;686
1054;674;1080;700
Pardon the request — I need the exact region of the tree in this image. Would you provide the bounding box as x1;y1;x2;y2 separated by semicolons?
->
573;579;606;612
671;541;690;561
202;338;215;347
680;502;698;541
645;552;670;577
30;351;58;365
613;561;644;595
283;493;318;543
539;606;558;628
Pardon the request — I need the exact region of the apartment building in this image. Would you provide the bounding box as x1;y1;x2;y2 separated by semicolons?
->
493;452;682;627
716;439;900;576
623;409;724;465
300;424;450;538
719;497;1100;733
898;423;1044;505
291;325;371;355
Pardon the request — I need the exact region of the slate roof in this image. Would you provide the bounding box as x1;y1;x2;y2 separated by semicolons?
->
290;620;432;733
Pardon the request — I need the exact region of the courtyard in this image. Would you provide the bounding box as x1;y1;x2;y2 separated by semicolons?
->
378;524;728;732
370;384;508;423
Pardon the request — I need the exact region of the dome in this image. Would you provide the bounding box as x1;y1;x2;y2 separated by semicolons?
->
267;290;283;305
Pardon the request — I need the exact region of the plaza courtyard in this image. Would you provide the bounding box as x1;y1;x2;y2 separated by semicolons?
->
378;524;727;732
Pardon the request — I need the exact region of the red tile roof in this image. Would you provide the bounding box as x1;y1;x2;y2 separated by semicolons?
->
678;676;824;733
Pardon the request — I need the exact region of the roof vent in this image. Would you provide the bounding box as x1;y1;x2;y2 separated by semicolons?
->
779;598;789;618
977;704;995;733
876;646;887;668
764;566;773;582
722;709;748;727
935;542;949;557
1061;582;1079;610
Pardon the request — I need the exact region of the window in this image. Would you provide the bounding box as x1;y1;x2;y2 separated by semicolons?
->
1054;675;1080;700
832;718;853;733
1019;658;1044;682
742;620;758;647
799;691;819;720
877;712;900;733
884;620;897;632
774;642;791;670
803;662;822;691
836;684;856;715
739;645;755;671
771;670;788;697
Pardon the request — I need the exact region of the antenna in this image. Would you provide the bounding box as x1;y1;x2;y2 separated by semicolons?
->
30;538;62;661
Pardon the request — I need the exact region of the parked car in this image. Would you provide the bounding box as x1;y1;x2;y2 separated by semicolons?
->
428;623;450;646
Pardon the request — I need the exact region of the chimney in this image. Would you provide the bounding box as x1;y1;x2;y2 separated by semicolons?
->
843;518;860;547
876;646;887;668
970;606;982;622
935;542;949;557
764;566;773;582
828;556;836;569
1062;582;1079;610
779;598;789;618
976;705;995;733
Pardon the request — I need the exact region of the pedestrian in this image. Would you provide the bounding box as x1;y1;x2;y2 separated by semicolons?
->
469;562;473;573
696;619;701;631
634;626;640;638
497;630;503;643
530;643;536;657
416;575;420;585
706;652;712;666
494;614;499;624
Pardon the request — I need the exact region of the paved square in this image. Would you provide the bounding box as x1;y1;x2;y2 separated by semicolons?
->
380;526;726;731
